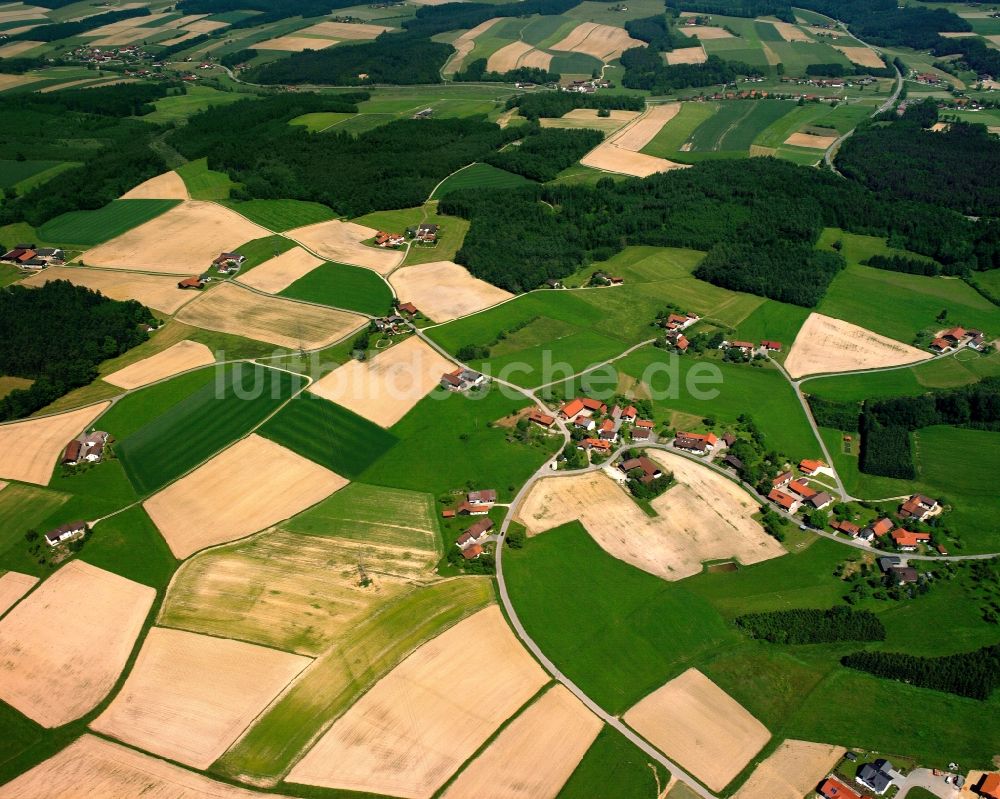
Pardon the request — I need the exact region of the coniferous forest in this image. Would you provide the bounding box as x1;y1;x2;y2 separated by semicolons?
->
842;644;1000;700
735;607;886;644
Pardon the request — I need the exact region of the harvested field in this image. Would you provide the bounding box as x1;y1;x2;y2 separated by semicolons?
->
487;40;553;72
300;21;392;39
0;560;154;727
388;260;512;323
0;571;37;617
174;281;364;350
22;266;198;314
442;685;601;799
679;25;733;39
158;524;438;655
183;19;228;33
0;402;109;485
0;735;299;799
287;219;403;274
236;247;324;294
288;605;548;799
0;73;42;91
833;45;885;68
104;340;215;390
256;35;338;51
120;171;190;200
623;669;770;792
770;21;811;42
784;131;838;149
445;17;502;74
308;335;456;428
551;21;644;62
81;201;271;275
143;434;348;559
733;740;845;799
0;40;40;57
517;452;783;581
784;312;932;378
665;45;706;64
91;627;311;769
540;107;640;134
581;105;688;178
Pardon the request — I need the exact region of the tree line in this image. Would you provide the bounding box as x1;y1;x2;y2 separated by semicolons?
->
484;127;601;182
620;51;760;94
439;156;997;296
168;93;519;217
864;254;965;278
506;92;645;120
665;0;794;22
0;282;155;421
842;643;1000;700
735;607;886;644
454;60;558;85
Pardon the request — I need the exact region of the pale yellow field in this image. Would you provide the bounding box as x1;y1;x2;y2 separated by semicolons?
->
551;21;644;61
540;108;640;134
144;434;348;559
581;105;688;178
91;627;311;769
518;451;782;581
288;219;403;274
22;266;198;315
0;561;154;727
308;335;456;428
256;35;338;51
183;18;227;33
0;735;299;799
104;340;215;389
0;6;49;23
733;740;845;799
0;39;40;57
939;31;978;38
0;402;109;485
158;526;438;655
444;17;502;74
236;247;324;294
288;606;548;799
769;21;811;42
174;281;365;350
389;260;513;323
785;131;838;149
623;669;770;792
784;312;932;378
81;201;271;275
0;571;37;617
156;30;200;47
0;73;42;91
300;21;392;39
442;685;601;799
665;45;706;64
121;171;189;200
833;45;885;68
679;25;733;39
487;40;553;72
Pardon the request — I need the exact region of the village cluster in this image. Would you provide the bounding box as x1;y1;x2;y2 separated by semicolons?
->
177;251;246;289
372;222;439;248
444;489;498;561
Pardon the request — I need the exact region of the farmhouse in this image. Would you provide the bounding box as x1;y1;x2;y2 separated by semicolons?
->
462;543;484;560
726;340;756;355
440;367;487;392
877;555;901;573
44;521;87;547
859;517;893;543
975;773;1000;799
61;439;83;465
930;337;953;353
632;427;652;442
456;501;489;516
397;302;418;315
787;479;817;499
574;415;597;432
818;778;862;799
898;493;941;521
373;315;406;335
177;276;206;290
468;489;496;505
2;245;63;269
621;406;637;423
598;418;619;442
579;438;612;452
619;456;662;483
61;431;110;465
799;459;826;475
528;411;555;428
212;252;245;274
768;488;799;512
891;528;931;551
890;565;919;584
832;519;861;537
723;454;743;470
809;491;833;510
761;340;782;352
373;231;405;248
415;223;439;243
456;517;493;550
856;758;895;795
772;471;793;488
673;431;717;454
660;312;699;332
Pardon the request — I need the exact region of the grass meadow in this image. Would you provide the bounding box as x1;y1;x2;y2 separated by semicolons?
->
0;159;62;190
39;199;178;247
143;85;248;126
221;198;335;232
289;111;355;132
112;364;304;495
79;505;177;589
258;394;398;479
279;260;393;316
558;726;667;799
175;157;236;200
432;162;534;198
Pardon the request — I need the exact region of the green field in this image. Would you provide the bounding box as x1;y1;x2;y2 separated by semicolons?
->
143;85;249;125
223;234;296;275
279;260;393;316
687;100;798;156
113;364;304;495
175;157;236;200
432;162;534;199
37;200;178;247
732;300;810;355
558;726;667;799
0;159;62;190
641;102;719;160
288;111;355;132
221;198;335;232
360;385;558;501
215;578;495;782
258;394;398;479
0;484;70;568
80;506;177;589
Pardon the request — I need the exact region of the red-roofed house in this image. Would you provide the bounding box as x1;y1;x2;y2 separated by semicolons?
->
574;414;596;432
818;778;861;799
930;337;953;353
768;489;798;511
61;439;82;465
761;340;782;352
788;479;817;499
622;406;637;423
599;418;618;442
467;489;496;505
397;302;418;315
462;543;484;560
581;398;607;414
619;456;662;483
579;438;612;452
898;494;940;521
178;276;205;289
975;772;1000;799
942;327;966;344
729;340;755;353
674;334;689;352
772;471;793;488
799;459;825;475
528;411;555;428
891;528;931;551
560;399;585;419
635;419;654;430
832;520;860;537
673;432;717;455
